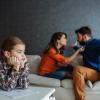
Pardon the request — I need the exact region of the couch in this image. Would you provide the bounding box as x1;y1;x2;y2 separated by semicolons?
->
27;55;100;100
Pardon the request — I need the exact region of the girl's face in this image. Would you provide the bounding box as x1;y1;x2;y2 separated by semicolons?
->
57;34;67;47
8;44;26;61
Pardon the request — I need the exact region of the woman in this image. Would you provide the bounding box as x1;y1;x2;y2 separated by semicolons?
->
38;32;84;80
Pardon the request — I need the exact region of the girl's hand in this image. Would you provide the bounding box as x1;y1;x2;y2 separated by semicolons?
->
20;56;27;68
7;56;20;71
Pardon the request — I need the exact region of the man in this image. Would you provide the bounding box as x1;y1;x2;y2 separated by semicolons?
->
73;26;100;100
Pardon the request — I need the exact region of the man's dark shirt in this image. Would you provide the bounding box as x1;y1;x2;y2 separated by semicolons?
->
74;38;100;72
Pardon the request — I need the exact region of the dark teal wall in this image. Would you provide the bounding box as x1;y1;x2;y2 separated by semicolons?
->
0;0;100;55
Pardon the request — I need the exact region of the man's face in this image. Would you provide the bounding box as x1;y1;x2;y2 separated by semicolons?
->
77;33;86;46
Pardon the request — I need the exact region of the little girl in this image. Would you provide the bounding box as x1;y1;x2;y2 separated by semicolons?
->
0;36;29;91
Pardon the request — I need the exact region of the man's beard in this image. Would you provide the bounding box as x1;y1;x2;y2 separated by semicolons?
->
79;41;86;46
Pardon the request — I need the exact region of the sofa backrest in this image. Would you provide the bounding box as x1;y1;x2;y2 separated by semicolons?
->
71;55;83;66
26;55;41;74
26;54;83;74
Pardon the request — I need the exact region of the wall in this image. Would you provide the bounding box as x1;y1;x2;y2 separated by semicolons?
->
0;0;100;55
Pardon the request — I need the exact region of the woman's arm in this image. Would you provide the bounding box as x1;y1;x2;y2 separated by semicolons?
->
48;47;84;65
64;47;84;64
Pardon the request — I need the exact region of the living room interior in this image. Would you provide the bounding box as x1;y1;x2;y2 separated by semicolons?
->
0;0;100;100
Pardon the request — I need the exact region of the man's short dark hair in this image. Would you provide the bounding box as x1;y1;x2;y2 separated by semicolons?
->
75;26;92;36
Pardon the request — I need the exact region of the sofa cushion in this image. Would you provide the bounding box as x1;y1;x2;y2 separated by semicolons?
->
61;79;100;91
92;81;100;90
61;79;73;89
29;74;60;87
26;55;41;74
27;55;61;87
61;79;89;89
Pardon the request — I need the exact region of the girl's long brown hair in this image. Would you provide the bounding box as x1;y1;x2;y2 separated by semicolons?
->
0;36;25;55
44;32;67;54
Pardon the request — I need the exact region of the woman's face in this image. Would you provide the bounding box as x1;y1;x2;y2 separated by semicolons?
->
57;34;67;47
